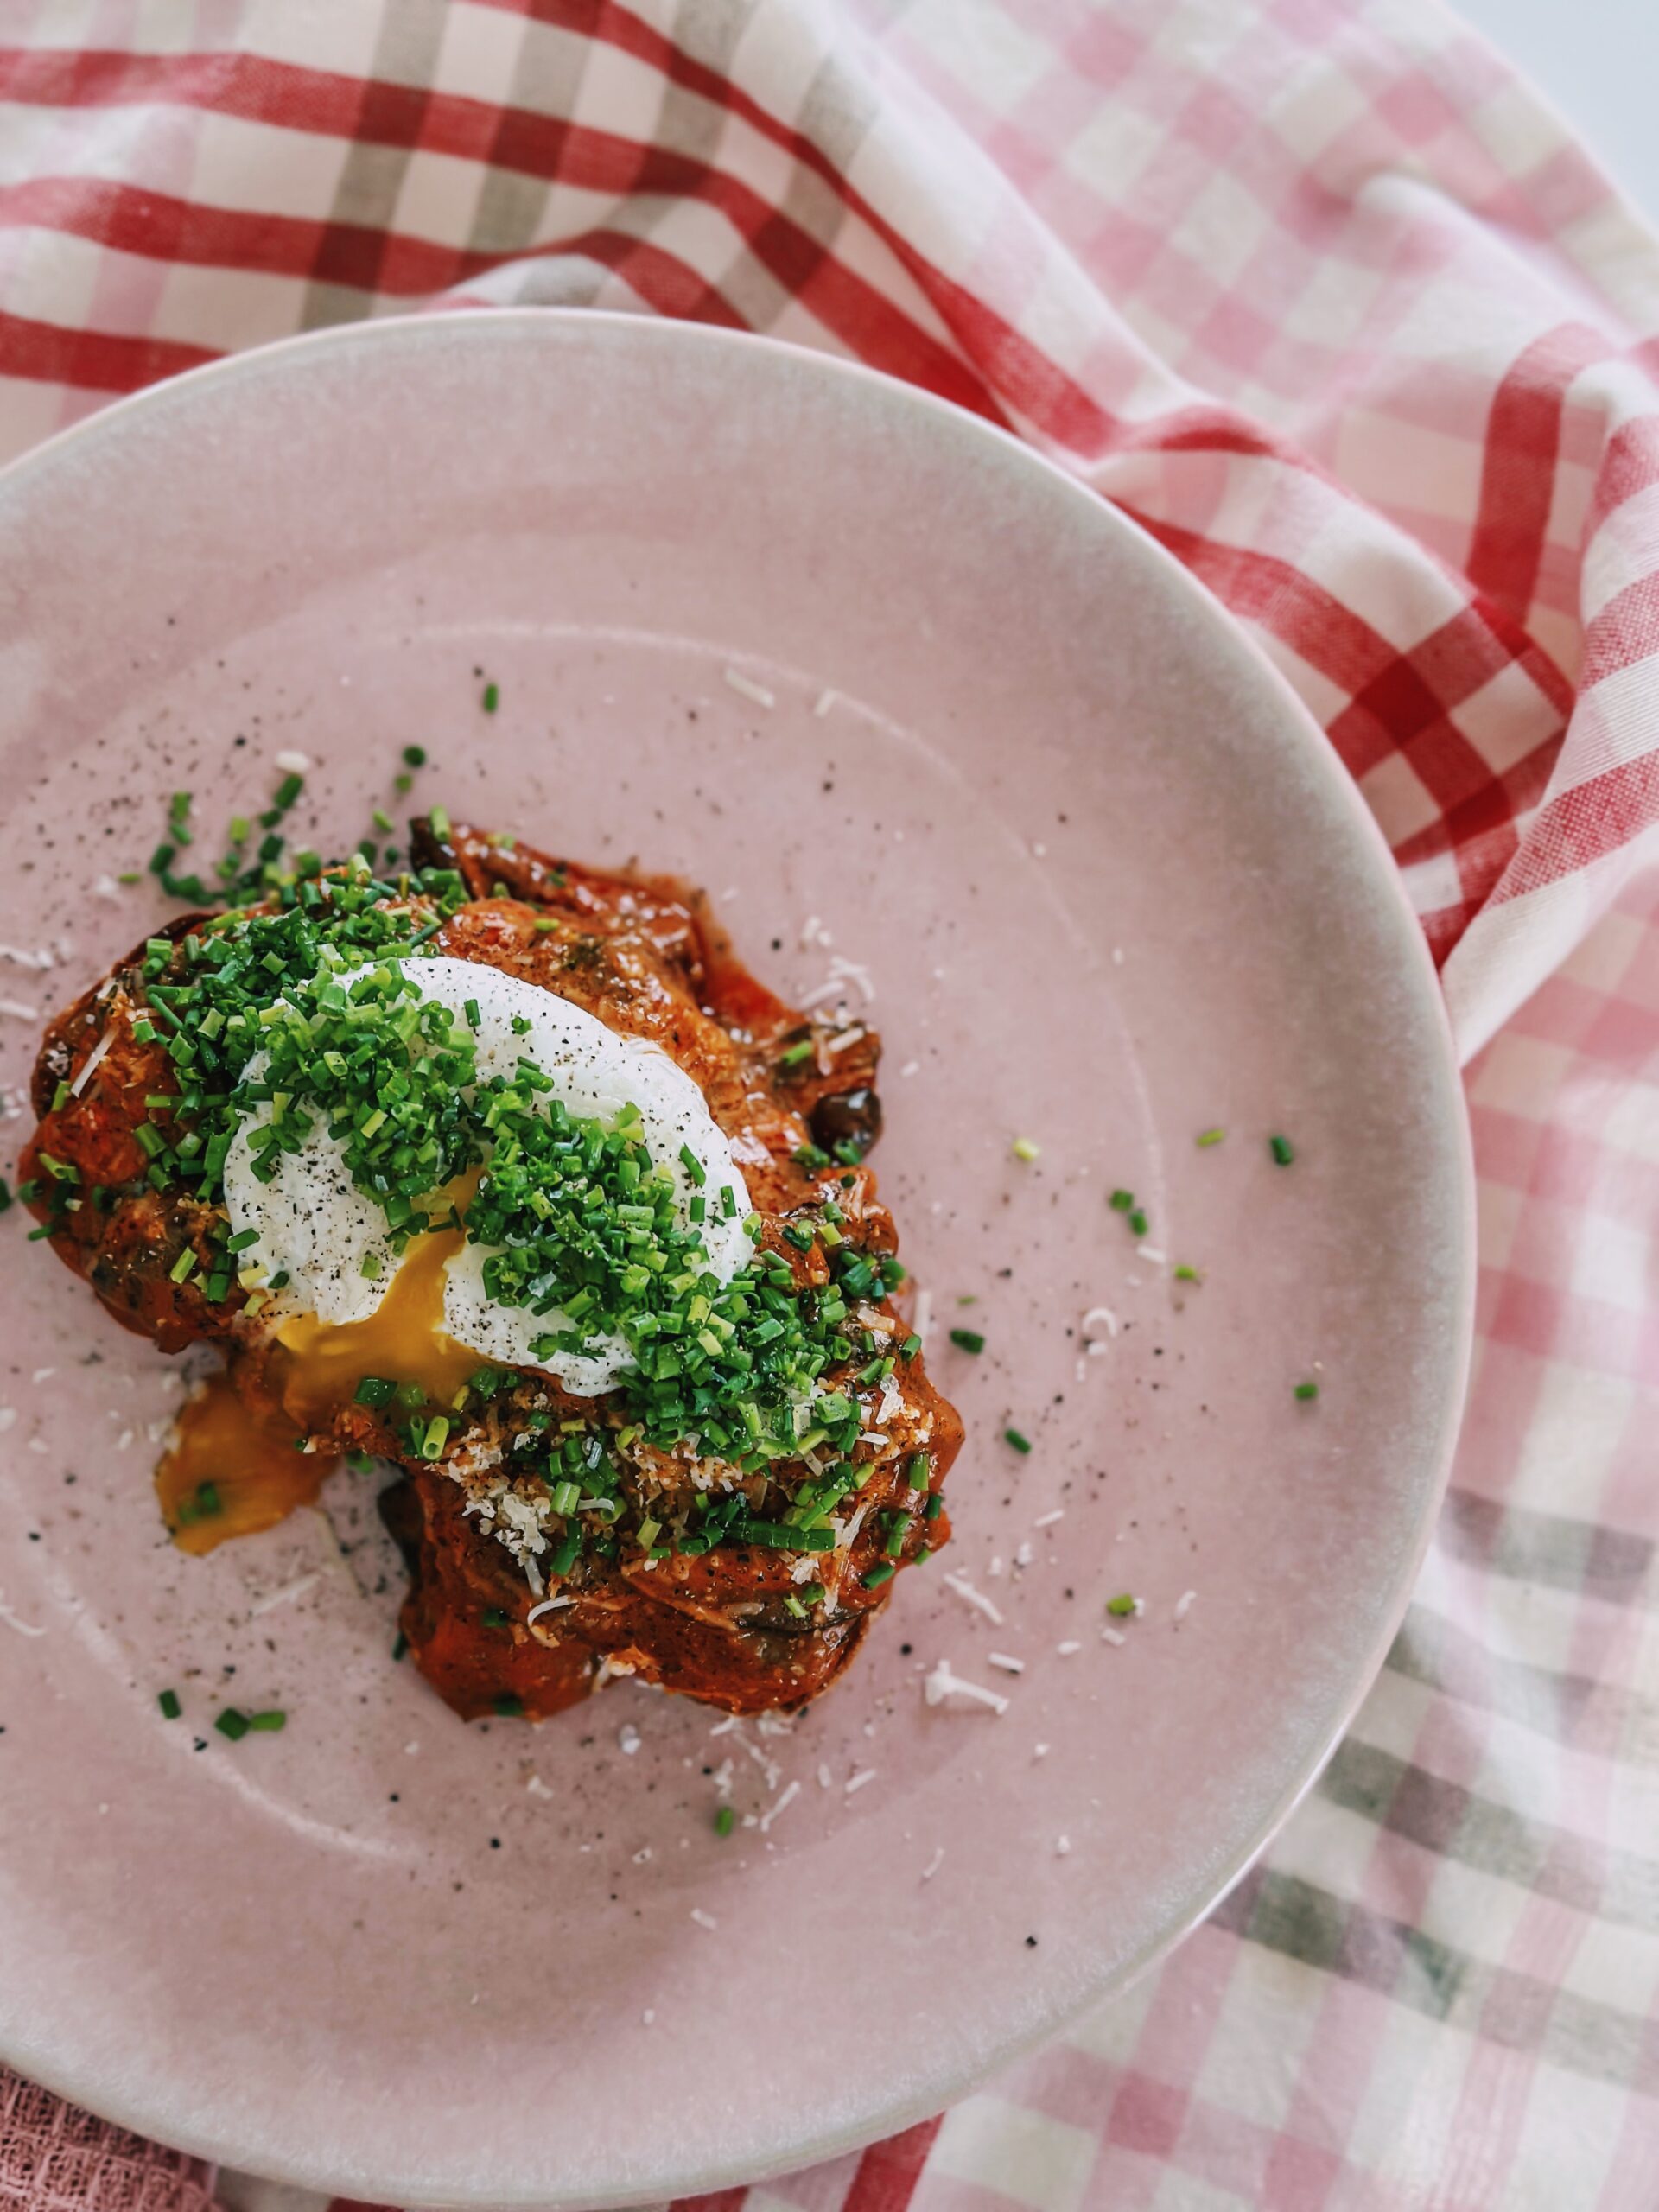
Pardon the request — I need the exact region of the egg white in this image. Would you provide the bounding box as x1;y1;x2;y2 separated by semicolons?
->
224;955;752;1396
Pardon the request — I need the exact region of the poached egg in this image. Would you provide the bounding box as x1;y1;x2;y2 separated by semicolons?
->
224;956;751;1407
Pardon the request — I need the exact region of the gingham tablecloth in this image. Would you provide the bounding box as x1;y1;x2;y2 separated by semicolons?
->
2;3;1656;2209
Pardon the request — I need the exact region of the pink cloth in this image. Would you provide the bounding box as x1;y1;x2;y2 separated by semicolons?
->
0;2071;214;2212
2;1;1656;2206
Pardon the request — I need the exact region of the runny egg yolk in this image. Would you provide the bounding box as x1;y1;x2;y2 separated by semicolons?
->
156;1222;482;1558
156;1370;334;1554
274;1216;485;1426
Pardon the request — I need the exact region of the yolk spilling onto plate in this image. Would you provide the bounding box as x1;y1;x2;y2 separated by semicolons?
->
275;1217;482;1425
156;1371;334;1554
158;1217;484;1555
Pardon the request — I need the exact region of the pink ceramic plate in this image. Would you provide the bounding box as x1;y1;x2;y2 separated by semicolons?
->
0;314;1472;2207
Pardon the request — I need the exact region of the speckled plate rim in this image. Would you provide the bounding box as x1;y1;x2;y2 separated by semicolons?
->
0;309;1477;2207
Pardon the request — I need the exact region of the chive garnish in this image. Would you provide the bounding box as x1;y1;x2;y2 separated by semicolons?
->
403;746;427;767
214;1707;250;1740
1294;1381;1319;1402
493;1692;524;1717
481;683;499;714
861;1561;896;1589
1196;1128;1225;1148
1004;1427;1032;1454
247;1709;286;1732
715;1804;735;1837
1109;1188;1134;1211
157;1688;181;1719
949;1327;985;1354
1269;1135;1295;1166
1106;1592;1137;1618
1011;1136;1040;1162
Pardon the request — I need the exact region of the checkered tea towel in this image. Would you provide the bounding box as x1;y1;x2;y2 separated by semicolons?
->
2;2;1656;2209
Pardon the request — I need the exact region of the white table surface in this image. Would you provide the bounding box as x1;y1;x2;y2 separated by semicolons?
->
1452;0;1659;226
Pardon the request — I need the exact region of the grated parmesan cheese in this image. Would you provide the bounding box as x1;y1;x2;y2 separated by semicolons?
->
942;1572;1004;1626
923;1660;1009;1716
723;667;775;709
760;1780;801;1830
249;1572;320;1616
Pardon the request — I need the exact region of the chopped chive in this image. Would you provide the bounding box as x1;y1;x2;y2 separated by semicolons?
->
1196;1128;1225;1148
214;1707;250;1741
353;1375;396;1408
392;1631;409;1662
402;745;427;767
677;1143;706;1187
1269;1134;1295;1166
1106;1592;1137;1618
779;1039;815;1068
1173;1264;1201;1282
715;1803;735;1837
481;1607;508;1629
481;682;499;713
861;1560;897;1590
1003;1426;1032;1454
799;1582;826;1605
1128;1208;1148;1237
493;1692;524;1717
428;804;450;839
1011;1136;1041;1162
1109;1187;1134;1211
247;1709;286;1732
949;1327;985;1354
50;1078;70;1113
1294;1381;1319;1402
273;771;304;810
157;1688;181;1720
168;1247;198;1283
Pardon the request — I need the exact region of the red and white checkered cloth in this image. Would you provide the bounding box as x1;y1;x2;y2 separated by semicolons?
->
2;2;1656;2208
